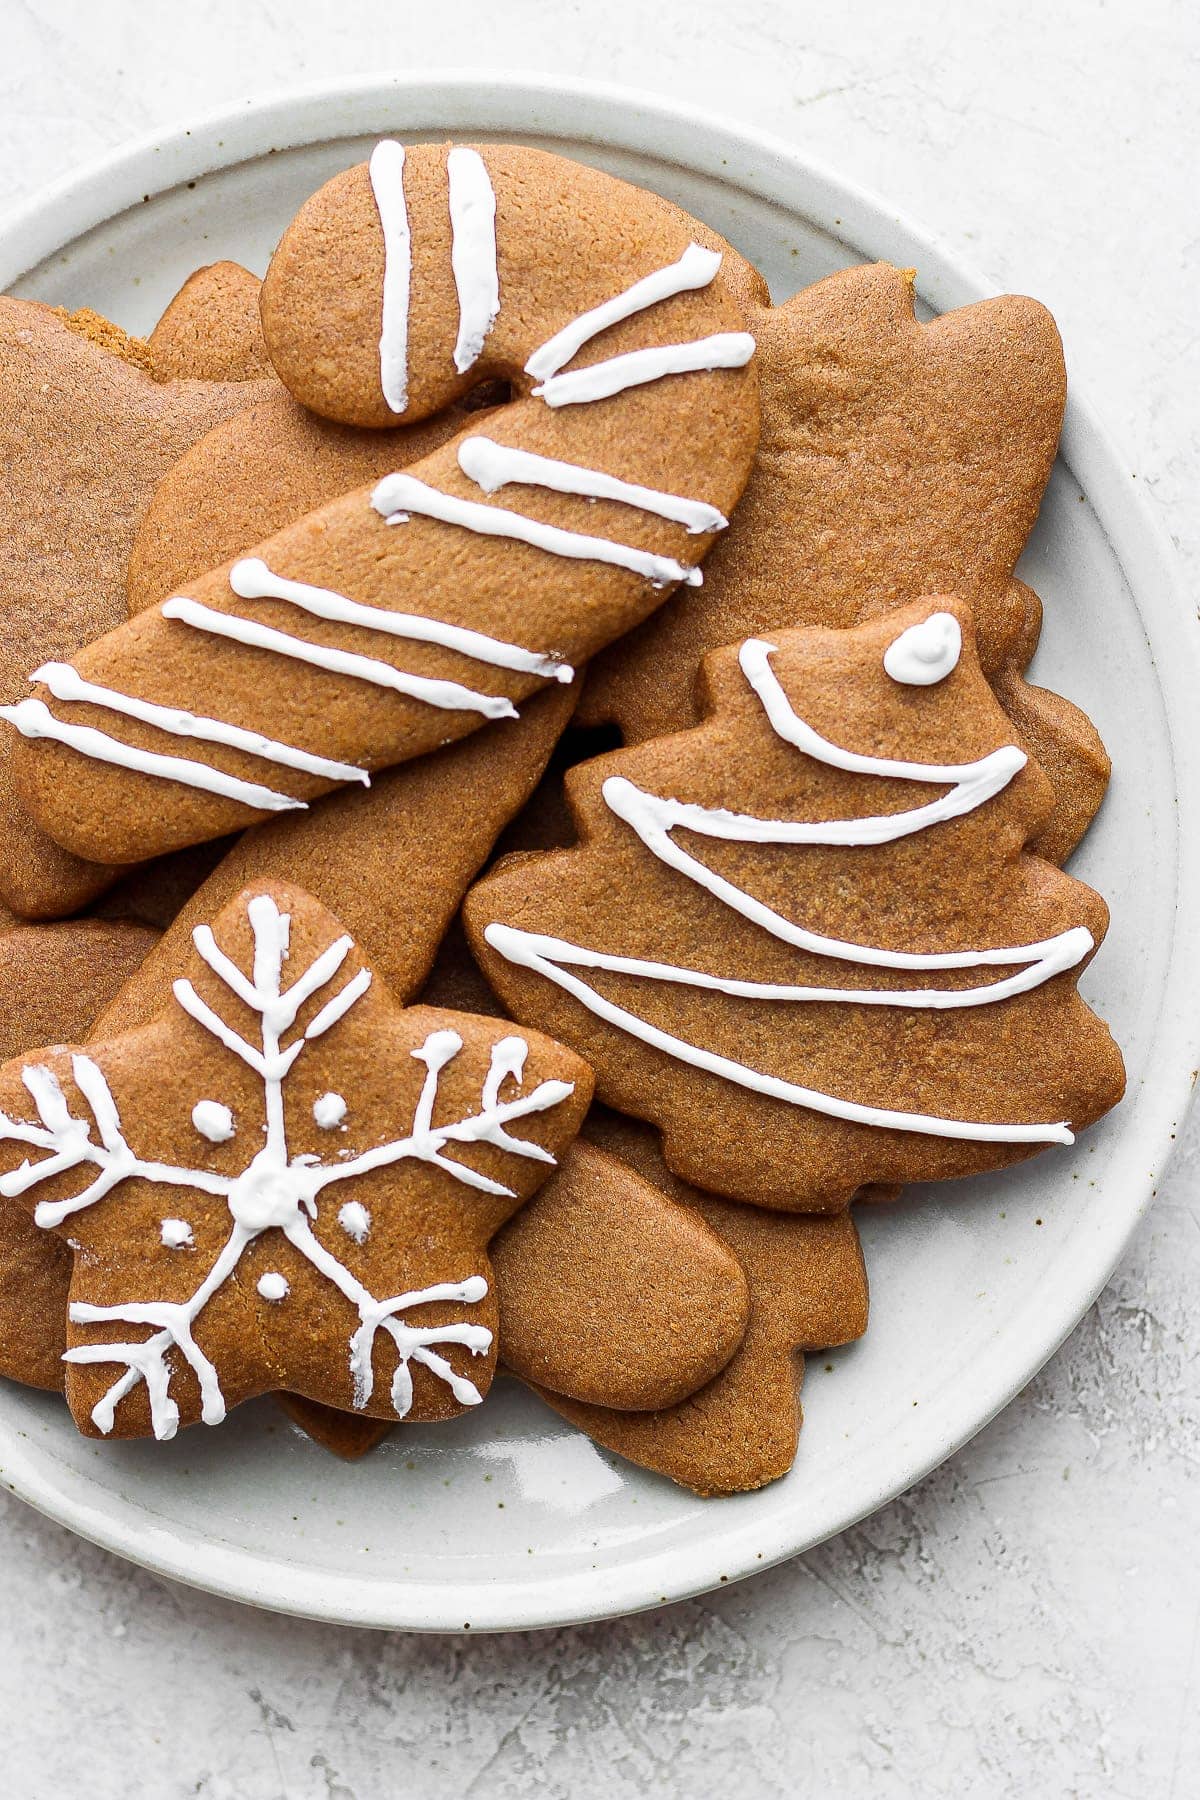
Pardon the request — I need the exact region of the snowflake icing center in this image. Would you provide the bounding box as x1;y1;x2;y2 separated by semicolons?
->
225;1148;315;1233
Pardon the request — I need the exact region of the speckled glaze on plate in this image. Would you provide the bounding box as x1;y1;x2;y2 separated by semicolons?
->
0;71;1196;1633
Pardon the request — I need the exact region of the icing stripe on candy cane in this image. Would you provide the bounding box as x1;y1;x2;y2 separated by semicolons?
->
368;140;412;415
228;557;573;682
456;437;728;534
371;473;704;587
0;698;305;814
160;597;521;720
447;147;500;375
29;661;370;787
524;242;724;381
531;334;756;410
482;630;1093;1146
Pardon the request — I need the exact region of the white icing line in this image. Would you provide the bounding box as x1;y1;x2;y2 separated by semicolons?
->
229;557;572;683
447;146;500;375
524;242;723;381
161;597;519;720
531;333;756;409
0;698;305;814
487;926;1093;1010
456;437;728;535
369;139;411;414
483;923;1075;1146
480;630;1093;1149
371;473;702;588
29;661;369;788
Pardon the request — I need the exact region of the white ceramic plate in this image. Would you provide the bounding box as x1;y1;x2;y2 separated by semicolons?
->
0;72;1196;1633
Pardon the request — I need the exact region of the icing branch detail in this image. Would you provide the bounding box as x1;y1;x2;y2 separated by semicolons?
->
482;631;1093;1147
0;893;575;1440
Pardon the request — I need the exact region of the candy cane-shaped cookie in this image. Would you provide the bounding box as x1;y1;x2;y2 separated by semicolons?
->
6;145;760;865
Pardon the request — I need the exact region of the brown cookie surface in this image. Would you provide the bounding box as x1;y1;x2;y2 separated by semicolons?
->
0;297;274;916
533;1109;869;1496
467;598;1125;1211
147;262;274;383
0;881;592;1440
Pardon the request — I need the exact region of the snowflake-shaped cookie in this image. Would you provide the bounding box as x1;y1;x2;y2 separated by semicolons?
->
0;882;591;1440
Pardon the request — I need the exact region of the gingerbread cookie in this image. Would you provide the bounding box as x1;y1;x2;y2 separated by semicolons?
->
531;1108;868;1495
0;881;591;1439
581;262;1109;863
147;262;274;384
468;598;1125;1211
0;296;274;917
4;143;760;865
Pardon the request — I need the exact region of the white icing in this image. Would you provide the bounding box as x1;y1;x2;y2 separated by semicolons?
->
0;893;574;1440
161;597;520;720
228;557;571;683
884;612;963;686
482;636;1092;1148
337;1199;370;1243
160;1219;193;1249
524;242;723;381
369;140;411;414
456;437;727;535
313;1091;347;1129
0;698;306;815
371;473;702;588
447;147;500;375
257;1271;289;1302
531;333;756;409
192;1100;235;1143
29;661;368;787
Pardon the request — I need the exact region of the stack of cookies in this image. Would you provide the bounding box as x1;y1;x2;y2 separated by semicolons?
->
0;142;1124;1494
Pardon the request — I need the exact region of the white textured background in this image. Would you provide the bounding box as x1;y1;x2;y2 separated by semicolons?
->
1;3;1197;1795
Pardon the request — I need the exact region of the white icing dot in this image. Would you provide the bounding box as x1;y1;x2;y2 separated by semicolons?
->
257;1272;289;1302
337;1200;371;1244
313;1091;347;1130
192;1099;235;1143
883;611;963;686
161;1218;193;1249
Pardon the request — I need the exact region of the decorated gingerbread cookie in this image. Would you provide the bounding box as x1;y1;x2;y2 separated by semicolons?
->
581;262;1109;863
146;261;275;384
0;686;576;1404
0;881;591;1439
531;1108;869;1496
4;142;760;866
0;296;274;918
467;598;1125;1211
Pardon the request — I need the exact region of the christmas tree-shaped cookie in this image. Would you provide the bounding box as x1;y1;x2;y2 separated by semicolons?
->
467;598;1125;1211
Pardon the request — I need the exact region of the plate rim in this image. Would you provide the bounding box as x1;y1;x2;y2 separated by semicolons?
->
1;67;1197;1634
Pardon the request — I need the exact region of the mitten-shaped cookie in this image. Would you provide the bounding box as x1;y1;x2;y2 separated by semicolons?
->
468;599;1125;1211
531;1107;868;1495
